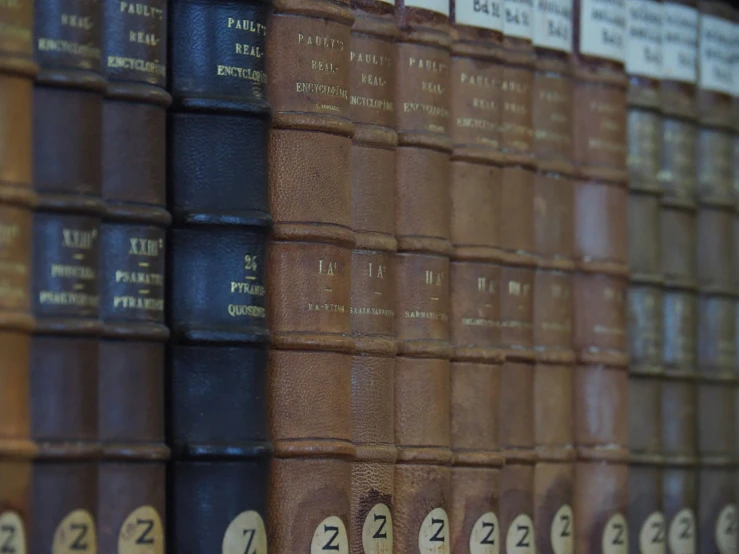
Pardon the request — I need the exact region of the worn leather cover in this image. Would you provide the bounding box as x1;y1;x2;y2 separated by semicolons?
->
0;0;35;546
30;0;105;550
167;0;272;551
349;1;398;552
98;2;170;551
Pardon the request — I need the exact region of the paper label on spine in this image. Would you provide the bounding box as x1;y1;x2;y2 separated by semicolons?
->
550;505;574;554
533;0;573;51
455;0;504;31
52;510;97;554
505;514;534;554
714;505;738;554
638;512;666;554
0;512;26;554
579;0;626;62
404;0;450;16
118;506;164;554
667;509;696;554
419;508;450;554
469;512;499;554
362;504;393;554
311;517;348;554
699;14;734;94
223;511;267;554
661;4;697;82
504;0;534;39
733;21;739;97
626;0;662;77
601;513;628;554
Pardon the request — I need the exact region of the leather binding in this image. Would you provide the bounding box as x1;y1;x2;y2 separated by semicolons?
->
0;0;36;546
448;2;505;553
348;0;398;551
695;1;738;551
167;0;272;550
98;1;170;551
392;0;453;553
659;0;699;551
625;0;666;550
531;0;576;551
30;0;105;549
572;0;630;550
265;0;355;546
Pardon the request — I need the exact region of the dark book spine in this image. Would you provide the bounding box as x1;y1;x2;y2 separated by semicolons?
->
166;0;272;550
97;1;170;550
30;0;105;549
0;0;36;545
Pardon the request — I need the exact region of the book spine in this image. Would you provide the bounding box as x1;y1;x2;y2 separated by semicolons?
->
658;2;699;552
695;2;738;552
572;0;630;550
166;0;272;550
265;0;355;550
348;1;398;552
97;1;170;551
0;0;36;545
734;6;739;538
448;3;505;554
531;0;576;551
30;0;105;548
625;0;666;551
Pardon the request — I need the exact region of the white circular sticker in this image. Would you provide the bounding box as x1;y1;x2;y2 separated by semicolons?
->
222;511;267;554
418;508;450;554
118;506;164;554
362;504;393;554
667;508;696;554
311;516;348;554
52;509;97;554
469;512;499;554
550;505;574;554
715;504;738;554
0;512;26;554
638;512;665;554
601;513;628;554
505;514;534;554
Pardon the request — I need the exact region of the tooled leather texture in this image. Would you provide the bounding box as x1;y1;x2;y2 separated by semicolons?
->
167;0;272;551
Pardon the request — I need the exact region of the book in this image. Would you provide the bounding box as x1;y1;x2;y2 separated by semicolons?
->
30;0;105;548
97;0;170;550
166;0;272;550
0;0;36;547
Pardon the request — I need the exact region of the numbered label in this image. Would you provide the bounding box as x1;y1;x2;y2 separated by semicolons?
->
715;504;738;554
602;513;628;554
638;512;665;554
505;514;534;554
362;504;393;554
311;516;348;554
52;510;97;554
550;505;574;554
118;506;164;554
222;511;268;554
469;512;499;554
0;512;26;554
667;509;695;554
419;508;450;554
456;0;503;30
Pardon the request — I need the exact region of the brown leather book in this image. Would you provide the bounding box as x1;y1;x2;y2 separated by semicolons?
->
30;0;106;549
695;2;738;550
392;1;453;553
448;3;504;554
571;0;630;551
531;0;576;551
625;0;666;550
266;0;356;550
348;0;398;551
0;0;36;546
659;1;699;551
97;2;169;550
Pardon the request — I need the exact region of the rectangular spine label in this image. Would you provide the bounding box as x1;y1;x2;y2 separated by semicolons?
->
533;0;573;51
625;0;662;78
698;14;734;94
504;0;534;39
404;0;450;16
661;3;697;83
578;0;626;63
455;0;504;31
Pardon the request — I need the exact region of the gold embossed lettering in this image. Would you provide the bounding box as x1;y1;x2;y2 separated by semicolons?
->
62;228;97;250
119;2;164;19
226;17;267;34
319;259;339;275
235;43;263;58
425;270;444;286
61;13;93;30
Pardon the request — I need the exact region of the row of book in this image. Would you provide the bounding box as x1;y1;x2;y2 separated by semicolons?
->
1;0;739;552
